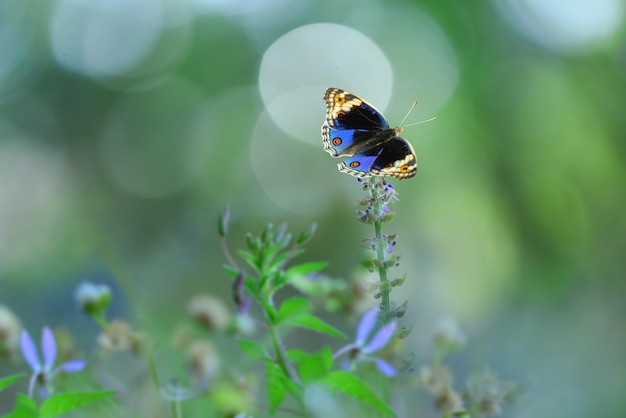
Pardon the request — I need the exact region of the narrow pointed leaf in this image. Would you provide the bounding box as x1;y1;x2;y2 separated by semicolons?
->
4;393;38;418
320;371;395;417
286;261;328;276
266;362;287;413
237;340;269;361
277;298;310;323
39;391;116;418
237;250;260;273
284;314;346;339
297;347;333;383
273;272;290;291
0;374;25;392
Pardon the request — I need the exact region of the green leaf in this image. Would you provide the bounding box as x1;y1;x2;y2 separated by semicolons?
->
237;340;269;361
4;394;38;418
284;314;346;339
274;261;328;292
266;251;290;274
259;270;280;294
237;250;259;273
283;377;304;408
223;264;239;277
320;371;395;417
266;363;287;413
285;349;309;363
296;223;317;245
286;261;328;276
0;374;25;392
272;271;290;292
260;299;278;324
39;391;116;418
297;347;333;383
277;298;310;323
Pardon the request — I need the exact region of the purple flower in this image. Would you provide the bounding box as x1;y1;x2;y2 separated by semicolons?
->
334;309;397;377
21;327;86;398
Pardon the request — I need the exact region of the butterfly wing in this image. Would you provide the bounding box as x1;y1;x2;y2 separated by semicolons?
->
339;137;417;180
322;88;389;157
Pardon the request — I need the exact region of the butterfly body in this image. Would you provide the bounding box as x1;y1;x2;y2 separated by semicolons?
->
322;88;417;180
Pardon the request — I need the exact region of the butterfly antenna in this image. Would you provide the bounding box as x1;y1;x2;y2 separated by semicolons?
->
403;116;437;128
399;101;417;127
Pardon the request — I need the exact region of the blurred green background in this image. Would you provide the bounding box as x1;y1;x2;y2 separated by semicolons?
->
1;0;625;416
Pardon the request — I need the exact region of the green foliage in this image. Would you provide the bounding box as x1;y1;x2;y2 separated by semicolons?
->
38;391;116;418
280;313;345;339
0;375;24;393
319;371;396;417
4;394;38;418
266;362;288;413
295;347;333;383
3;391;116;418
237;340;269;361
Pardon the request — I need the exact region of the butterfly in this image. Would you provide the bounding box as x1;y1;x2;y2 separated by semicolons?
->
322;87;417;180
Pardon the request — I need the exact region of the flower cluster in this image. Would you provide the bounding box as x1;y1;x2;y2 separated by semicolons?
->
356;178;399;224
356;178;407;319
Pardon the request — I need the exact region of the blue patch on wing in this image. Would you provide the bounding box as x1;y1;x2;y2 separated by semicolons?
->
341;153;380;176
324;127;359;156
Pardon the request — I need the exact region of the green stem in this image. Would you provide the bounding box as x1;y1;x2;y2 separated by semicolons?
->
172;400;182;418
268;326;306;411
269;325;300;385
371;185;391;316
92;312;109;328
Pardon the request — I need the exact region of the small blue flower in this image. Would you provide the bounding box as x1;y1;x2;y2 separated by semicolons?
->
21;327;86;398
334;309;397;377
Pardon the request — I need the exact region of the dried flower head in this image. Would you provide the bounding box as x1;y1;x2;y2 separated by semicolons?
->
97;320;143;354
186;340;220;382
417;364;454;396
0;305;22;359
187;294;230;332
434;386;464;415
465;368;517;417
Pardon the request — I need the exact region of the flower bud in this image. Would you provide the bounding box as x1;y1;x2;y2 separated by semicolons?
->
218;206;230;237
98;320;143;354
186;340;220;382
74;282;112;317
187;294;230;332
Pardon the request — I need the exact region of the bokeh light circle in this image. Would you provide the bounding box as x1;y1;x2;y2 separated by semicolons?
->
497;0;626;53
249;107;361;215
0;98;67;271
50;0;192;90
258;23;393;144
100;78;215;198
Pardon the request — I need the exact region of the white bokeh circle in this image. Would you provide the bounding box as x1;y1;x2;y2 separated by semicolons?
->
100;78;215;198
497;0;625;53
258;23;393;144
249;107;361;215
